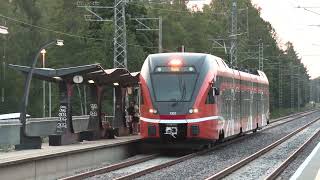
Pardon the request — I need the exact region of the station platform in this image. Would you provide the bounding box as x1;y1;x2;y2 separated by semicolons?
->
291;142;320;180
0;135;141;180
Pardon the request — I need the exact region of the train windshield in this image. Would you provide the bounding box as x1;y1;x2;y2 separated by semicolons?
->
151;73;197;102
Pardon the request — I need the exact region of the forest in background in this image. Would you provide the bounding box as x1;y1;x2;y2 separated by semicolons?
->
0;0;310;117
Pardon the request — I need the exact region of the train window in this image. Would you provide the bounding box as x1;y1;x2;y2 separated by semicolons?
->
151;73;197;102
206;87;215;104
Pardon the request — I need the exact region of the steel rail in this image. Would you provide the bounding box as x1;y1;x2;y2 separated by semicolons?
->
265;110;318;131
264;128;320;180
61;110;318;180
59;154;158;180
204;117;320;180
113;111;319;180
114;152;204;180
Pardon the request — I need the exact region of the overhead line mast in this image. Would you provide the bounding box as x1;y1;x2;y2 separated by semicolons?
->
230;0;238;67
114;0;127;68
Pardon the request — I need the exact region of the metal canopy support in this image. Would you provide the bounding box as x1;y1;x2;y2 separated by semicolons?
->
114;86;125;128
49;82;79;146
114;0;127;69
79;85;103;141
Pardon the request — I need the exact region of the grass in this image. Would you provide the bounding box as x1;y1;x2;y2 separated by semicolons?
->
270;103;317;119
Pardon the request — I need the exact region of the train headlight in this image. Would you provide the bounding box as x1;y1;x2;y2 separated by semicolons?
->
149;108;158;114
189;108;199;114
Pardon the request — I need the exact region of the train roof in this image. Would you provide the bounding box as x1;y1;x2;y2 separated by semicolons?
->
148;53;222;64
148;53;264;74
147;52;269;84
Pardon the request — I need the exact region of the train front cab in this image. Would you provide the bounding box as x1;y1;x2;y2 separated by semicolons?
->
139;65;223;145
139;84;221;145
139;53;269;147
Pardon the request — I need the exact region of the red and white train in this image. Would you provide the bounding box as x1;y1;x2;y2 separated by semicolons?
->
139;53;269;146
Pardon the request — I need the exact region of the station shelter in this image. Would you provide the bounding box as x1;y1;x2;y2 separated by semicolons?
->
9;63;139;148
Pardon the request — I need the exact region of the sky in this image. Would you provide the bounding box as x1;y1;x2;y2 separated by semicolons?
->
189;0;320;79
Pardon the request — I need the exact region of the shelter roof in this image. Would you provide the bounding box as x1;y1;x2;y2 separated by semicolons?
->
8;64;139;87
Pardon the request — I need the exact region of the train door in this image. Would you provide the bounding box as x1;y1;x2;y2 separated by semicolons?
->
254;80;259;129
247;76;254;131
255;82;259;127
225;69;241;137
261;85;268;126
234;71;241;135
260;87;264;126
220;76;232;137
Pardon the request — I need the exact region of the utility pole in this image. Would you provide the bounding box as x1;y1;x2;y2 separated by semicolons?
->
290;64;294;112
246;7;249;38
310;80;313;103
258;40;264;71
297;67;300;111
132;17;163;53
41;49;46;117
230;0;238;67
1;20;8;103
159;16;163;53
114;0;127;68
278;63;282;108
78;0;128;67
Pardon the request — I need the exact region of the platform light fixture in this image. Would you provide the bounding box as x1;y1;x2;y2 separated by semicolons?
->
0;26;8;35
56;39;64;46
53;76;62;81
88;80;95;84
113;82;119;86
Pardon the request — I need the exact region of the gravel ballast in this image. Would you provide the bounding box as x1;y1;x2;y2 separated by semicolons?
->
136;111;320;180
224;120;320;180
87;157;177;179
278;131;320;179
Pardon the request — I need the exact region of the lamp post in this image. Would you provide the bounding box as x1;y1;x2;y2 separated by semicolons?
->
40;49;52;117
0;24;8;103
20;39;64;134
41;49;46;117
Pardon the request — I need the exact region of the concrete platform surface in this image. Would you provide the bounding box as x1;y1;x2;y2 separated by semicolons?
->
290;142;320;180
0;135;140;166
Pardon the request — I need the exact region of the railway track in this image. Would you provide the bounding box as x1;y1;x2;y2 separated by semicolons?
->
60;109;318;180
204;116;320;180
